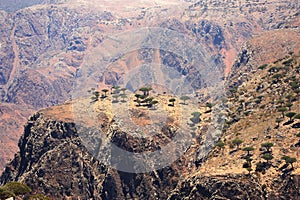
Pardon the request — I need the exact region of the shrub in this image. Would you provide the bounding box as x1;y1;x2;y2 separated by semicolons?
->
258;64;268;70
180;96;190;104
295;114;300;120
27;194;51;200
215;141;225;149
0;188;15;199
2;182;31;195
255;162;266;172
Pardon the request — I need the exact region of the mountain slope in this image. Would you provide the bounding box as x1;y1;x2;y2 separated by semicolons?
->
1;31;300;199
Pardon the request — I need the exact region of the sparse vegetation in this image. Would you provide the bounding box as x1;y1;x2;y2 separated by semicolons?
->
169;98;176;107
282;156;297;169
285;112;296;121
215;141;225;149
232;138;243;150
278;107;287;118
261;142;274;152
0;182;29;199
101;89;109;97
139;87;152;96
91;91;100;102
180;96;190;105
0;182;50;200
243;146;254;156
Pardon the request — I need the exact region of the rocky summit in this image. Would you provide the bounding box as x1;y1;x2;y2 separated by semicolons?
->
0;0;300;199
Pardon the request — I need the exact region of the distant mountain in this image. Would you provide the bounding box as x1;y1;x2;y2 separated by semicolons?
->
0;0;44;12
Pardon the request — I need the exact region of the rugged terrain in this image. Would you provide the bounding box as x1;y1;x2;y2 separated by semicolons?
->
0;0;300;199
1;45;300;199
0;0;299;171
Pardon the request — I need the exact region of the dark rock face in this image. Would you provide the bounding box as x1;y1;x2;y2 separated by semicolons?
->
0;113;182;199
268;174;300;199
0;113;108;199
187;20;225;48
168;175;264;200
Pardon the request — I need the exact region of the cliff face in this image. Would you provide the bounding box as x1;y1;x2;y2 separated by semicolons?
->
1;111;299;199
0;110;190;199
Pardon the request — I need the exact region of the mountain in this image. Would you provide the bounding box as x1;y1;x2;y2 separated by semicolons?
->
0;0;299;171
0;0;299;198
1;33;300;198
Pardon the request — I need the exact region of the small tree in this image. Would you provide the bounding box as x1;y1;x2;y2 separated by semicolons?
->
91;91;100;101
169;98;176;106
143;97;154;107
120;94;127;102
215;141;225;154
278;107;287;118
286;94;293;102
206;102;213;112
261;142;274;152
285;112;296;121
120;88;127;94
276;118;283;126
112;95;120;102
232;138;243;149
243;147;254;156
112;86;120;94
272;73;283;82
286;103;293;110
150;100;159;109
102;89;109;97
282;156;297;169
246;167;253;175
277;99;284;106
262;153;273;163
135;94;142;102
180;96;191;105
139;87;152;96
